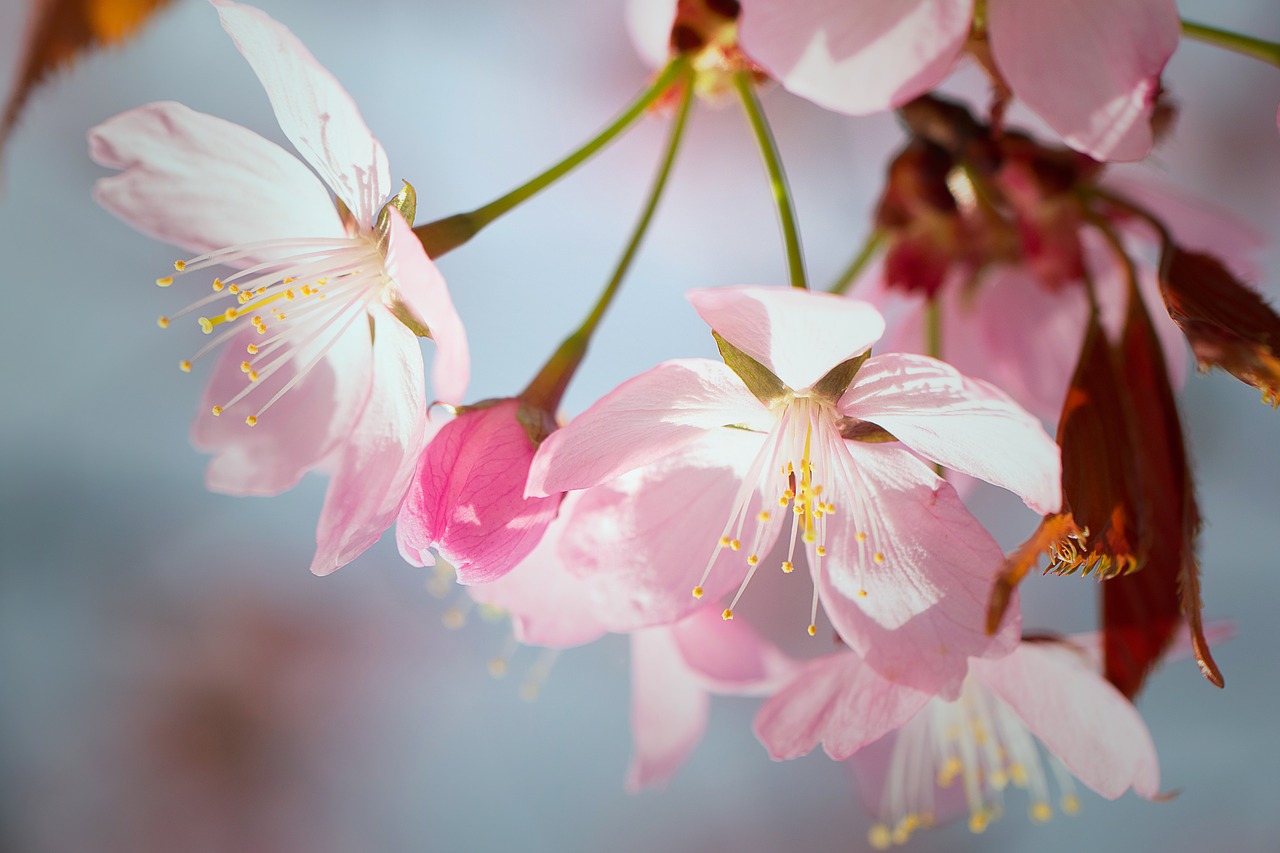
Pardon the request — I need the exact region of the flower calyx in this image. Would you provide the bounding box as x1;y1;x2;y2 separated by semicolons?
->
713;330;870;408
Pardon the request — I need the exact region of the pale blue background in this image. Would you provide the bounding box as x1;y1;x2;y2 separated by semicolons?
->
1;1;1278;850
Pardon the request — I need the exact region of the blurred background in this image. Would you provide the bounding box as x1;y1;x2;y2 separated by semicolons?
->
1;0;1278;850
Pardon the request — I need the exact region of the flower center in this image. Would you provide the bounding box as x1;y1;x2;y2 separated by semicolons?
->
156;233;390;426
693;394;865;636
867;676;1080;848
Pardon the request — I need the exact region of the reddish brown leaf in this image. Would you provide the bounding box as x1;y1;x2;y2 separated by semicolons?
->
1161;248;1280;407
1;0;175;151
1110;273;1224;696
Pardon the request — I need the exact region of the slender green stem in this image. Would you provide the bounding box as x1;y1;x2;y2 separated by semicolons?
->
1182;20;1280;67
414;56;692;258
521;77;696;412
830;231;885;295
732;72;808;290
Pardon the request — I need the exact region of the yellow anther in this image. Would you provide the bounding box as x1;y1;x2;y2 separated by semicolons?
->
316;277;327;285
824;502;836;514
156;316;170;329
244;415;258;426
938;757;962;785
968;812;989;833
746;554;759;566
223;308;237;321
212;278;224;291
722;609;734;621
488;658;507;678
238;292;251;304
179;360;192;373
719;536;731;548
285;289;295;300
240;361;251;373
867;825;892;850
856;531;867;542
211;405;223;416
783;489;795;500
874;552;885;564
198;317;214;334
155;276;173;287
228;284;240;294
1030;802;1053;823
1061;795;1080;815
247;370;259;382
891;823;912;845
282;277;295;284
857;589;868;598
815;545;826;557
1010;763;1029;787
692;586;704;599
778;497;788;506
807;624;817;636
246;343;258;355
729;539;741;551
757;511;771;522
781;561;794;573
173;260;187;271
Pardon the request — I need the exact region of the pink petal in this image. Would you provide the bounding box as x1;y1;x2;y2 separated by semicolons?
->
526;358;767;496
212;0;391;222
974;266;1089;423
383;210;470;405
555;430;763;631
192;324;373;496
669;607;795;694
396;400;560;584
627;625;709;791
310;315;427;575
625;0;677;69
1104;173;1267;281
838;352;1061;514
819;441;1020;697
89;101;343;258
688;286;886;391
988;0;1179;161
753;652;932;761
971;641;1160;799
466;492;609;649
738;0;972;116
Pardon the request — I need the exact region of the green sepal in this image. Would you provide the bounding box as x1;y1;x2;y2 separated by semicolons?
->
712;331;788;406
810;349;871;404
838;418;898;443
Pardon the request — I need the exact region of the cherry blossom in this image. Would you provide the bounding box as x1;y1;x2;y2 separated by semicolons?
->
89;0;468;575
735;0;1180;161
529;286;1059;695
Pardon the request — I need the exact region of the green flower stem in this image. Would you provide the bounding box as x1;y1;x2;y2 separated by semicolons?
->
521;76;696;413
924;296;944;478
829;230;885;295
414;56;692;259
733;71;808;290
1182;20;1280;68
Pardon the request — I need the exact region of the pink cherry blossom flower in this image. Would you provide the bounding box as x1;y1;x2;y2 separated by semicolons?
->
529;286;1060;695
756;636;1160;847
735;0;1180;161
397;399;561;585
89;0;468;575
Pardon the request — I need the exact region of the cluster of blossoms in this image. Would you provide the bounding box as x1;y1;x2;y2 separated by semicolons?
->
81;0;1280;845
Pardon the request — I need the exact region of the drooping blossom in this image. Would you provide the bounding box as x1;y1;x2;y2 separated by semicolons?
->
89;0;468;575
756;636;1160;847
734;0;1180;161
529;286;1060;695
397;399;560;584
